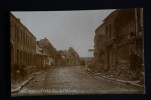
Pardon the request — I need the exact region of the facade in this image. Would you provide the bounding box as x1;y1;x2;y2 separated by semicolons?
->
94;8;144;73
36;43;47;70
58;47;80;66
37;38;59;66
45;56;53;67
10;13;36;80
94;22;107;70
67;47;80;66
58;50;68;66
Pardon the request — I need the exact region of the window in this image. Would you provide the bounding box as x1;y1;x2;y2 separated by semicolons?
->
25;33;26;45
22;32;25;45
17;28;19;42
105;26;108;39
19;29;21;43
17;49;19;65
21;31;22;44
28;36;29;47
14;25;17;41
109;24;111;39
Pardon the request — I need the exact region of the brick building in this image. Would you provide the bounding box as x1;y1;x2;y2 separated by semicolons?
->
10;13;36;80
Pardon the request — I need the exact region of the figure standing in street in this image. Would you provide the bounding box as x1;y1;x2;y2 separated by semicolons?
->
13;65;20;83
129;51;144;81
20;65;26;78
136;52;144;83
129;51;137;71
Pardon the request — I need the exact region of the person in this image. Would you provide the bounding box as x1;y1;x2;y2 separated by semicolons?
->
137;52;143;71
80;60;85;66
83;60;85;66
129;51;138;71
13;65;20;82
136;52;144;81
16;69;21;82
20;65;26;78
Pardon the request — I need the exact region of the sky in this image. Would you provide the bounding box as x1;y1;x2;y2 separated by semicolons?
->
12;10;114;57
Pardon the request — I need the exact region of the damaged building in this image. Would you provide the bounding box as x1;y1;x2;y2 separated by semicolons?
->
94;8;144;79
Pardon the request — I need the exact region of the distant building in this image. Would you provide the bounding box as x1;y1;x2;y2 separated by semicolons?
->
58;50;68;66
58;47;80;66
37;38;59;66
10;13;36;79
36;43;47;70
67;47;80;66
80;57;93;65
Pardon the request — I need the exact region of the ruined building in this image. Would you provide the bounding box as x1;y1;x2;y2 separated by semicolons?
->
94;8;144;74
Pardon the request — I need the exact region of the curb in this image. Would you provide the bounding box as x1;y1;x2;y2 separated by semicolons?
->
11;76;34;93
11;71;45;93
82;68;145;88
98;75;144;88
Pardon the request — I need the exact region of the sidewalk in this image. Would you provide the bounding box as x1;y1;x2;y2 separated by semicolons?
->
94;72;144;88
81;67;145;88
11;71;45;93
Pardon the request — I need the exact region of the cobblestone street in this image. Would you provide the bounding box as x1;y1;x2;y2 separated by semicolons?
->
12;66;144;96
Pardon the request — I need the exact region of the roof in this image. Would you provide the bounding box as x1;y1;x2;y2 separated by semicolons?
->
10;13;36;39
103;9;118;22
38;38;59;58
95;22;105;32
36;44;47;56
58;50;67;59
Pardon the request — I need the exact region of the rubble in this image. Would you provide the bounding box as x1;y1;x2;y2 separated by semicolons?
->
85;63;144;86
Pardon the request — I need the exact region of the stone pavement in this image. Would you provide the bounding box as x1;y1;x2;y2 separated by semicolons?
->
11;66;145;94
12;66;144;96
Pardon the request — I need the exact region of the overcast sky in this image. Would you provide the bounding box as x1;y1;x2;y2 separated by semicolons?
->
12;10;114;57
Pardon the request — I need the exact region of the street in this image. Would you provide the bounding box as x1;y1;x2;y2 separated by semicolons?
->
12;66;144;96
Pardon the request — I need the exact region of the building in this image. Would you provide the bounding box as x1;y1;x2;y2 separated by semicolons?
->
94;22;107;70
36;43;47;70
58;47;80;66
80;57;93;65
10;13;36;80
37;38;59;66
94;8;144;74
58;50;68;66
67;47;80;66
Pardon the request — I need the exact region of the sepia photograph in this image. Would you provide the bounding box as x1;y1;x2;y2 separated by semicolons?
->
10;8;145;96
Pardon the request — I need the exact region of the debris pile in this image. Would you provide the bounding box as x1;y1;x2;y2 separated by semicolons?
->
86;63;142;81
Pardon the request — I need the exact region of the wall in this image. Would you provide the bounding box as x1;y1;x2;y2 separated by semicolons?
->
10;13;36;79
